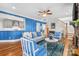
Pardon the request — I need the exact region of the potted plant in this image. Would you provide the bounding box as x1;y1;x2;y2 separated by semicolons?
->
71;19;79;48
70;19;79;28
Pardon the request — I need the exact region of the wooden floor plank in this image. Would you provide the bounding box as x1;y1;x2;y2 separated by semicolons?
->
0;41;22;56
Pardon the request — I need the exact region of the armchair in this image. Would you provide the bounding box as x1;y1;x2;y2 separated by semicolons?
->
21;32;47;56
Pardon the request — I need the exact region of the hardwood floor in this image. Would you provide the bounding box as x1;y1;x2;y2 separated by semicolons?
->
0;41;22;56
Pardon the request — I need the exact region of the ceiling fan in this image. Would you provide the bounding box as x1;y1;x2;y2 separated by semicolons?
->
38;9;52;17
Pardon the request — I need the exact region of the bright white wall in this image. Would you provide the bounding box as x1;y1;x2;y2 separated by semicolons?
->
55;20;65;32
0;13;24;21
59;17;74;33
0;19;3;28
45;17;65;33
45;16;74;35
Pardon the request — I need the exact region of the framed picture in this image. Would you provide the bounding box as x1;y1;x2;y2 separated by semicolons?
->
51;23;55;29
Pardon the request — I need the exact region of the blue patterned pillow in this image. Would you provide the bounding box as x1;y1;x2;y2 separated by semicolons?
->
37;32;41;36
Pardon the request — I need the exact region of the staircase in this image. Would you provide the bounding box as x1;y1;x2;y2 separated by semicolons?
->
68;33;73;40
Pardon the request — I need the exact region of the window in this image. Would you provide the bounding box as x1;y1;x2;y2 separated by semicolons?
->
0;18;25;30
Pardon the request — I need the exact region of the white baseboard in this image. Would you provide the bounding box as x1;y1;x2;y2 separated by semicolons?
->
0;39;21;42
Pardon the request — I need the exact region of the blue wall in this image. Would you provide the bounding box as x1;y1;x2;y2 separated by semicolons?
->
0;31;23;40
0;11;46;40
25;18;46;32
25;18;36;32
24;18;46;37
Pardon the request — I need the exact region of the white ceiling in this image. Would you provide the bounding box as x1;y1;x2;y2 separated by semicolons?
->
0;3;73;20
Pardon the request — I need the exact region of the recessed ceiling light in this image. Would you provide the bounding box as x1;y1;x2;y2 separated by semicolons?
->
12;6;16;10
